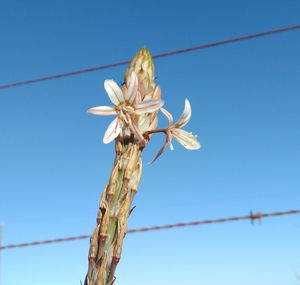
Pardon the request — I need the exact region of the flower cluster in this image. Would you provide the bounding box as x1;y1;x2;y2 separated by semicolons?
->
87;72;163;144
88;71;200;161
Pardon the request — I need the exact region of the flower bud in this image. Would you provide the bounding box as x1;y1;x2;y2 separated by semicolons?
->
125;47;155;95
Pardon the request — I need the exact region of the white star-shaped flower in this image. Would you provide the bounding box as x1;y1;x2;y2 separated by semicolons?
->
151;99;200;163
161;98;200;150
87;72;164;144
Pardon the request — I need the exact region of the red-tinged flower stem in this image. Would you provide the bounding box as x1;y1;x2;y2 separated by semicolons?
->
144;128;167;137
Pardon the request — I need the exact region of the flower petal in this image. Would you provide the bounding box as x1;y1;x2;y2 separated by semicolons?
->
160;108;173;126
171;128;200;150
167;131;174;150
175;98;192;128
150;142;168;164
134;99;164;115
125;72;138;105
104;80;124;105
103;117;122;144
152;85;161;100
87;105;117;116
143;85;161;101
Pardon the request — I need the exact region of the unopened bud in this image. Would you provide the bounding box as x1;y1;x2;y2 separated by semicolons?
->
107;161;120;200
125;47;155;94
99;208;110;238
130;159;142;195
88;225;100;260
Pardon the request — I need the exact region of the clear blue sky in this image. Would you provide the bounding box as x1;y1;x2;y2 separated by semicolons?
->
0;1;300;284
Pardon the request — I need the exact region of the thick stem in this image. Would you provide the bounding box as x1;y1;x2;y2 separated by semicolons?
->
85;140;143;285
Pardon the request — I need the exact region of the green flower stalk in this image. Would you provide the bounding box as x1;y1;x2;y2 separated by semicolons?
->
85;48;200;285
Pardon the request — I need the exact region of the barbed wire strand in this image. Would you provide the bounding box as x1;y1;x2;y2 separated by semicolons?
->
0;222;4;285
1;24;300;91
1;209;299;251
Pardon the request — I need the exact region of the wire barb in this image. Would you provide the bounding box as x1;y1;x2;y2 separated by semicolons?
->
0;24;300;91
0;209;299;251
250;210;263;225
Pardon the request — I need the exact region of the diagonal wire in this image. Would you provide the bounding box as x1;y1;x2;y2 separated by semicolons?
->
0;209;299;251
0;24;300;91
0;222;3;285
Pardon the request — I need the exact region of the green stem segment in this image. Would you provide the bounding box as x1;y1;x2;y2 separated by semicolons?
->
85;141;142;285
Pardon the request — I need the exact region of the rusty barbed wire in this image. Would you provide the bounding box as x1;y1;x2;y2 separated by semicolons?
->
0;24;300;91
0;235;90;251
0;209;299;251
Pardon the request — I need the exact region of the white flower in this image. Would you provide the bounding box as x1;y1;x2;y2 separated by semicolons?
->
150;98;200;163
87;72;164;144
161;98;200;150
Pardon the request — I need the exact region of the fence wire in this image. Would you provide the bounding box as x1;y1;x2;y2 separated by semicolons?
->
1;209;299;251
1;24;300;90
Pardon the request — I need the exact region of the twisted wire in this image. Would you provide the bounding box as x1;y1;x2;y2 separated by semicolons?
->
1;209;299;251
1;24;300;90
